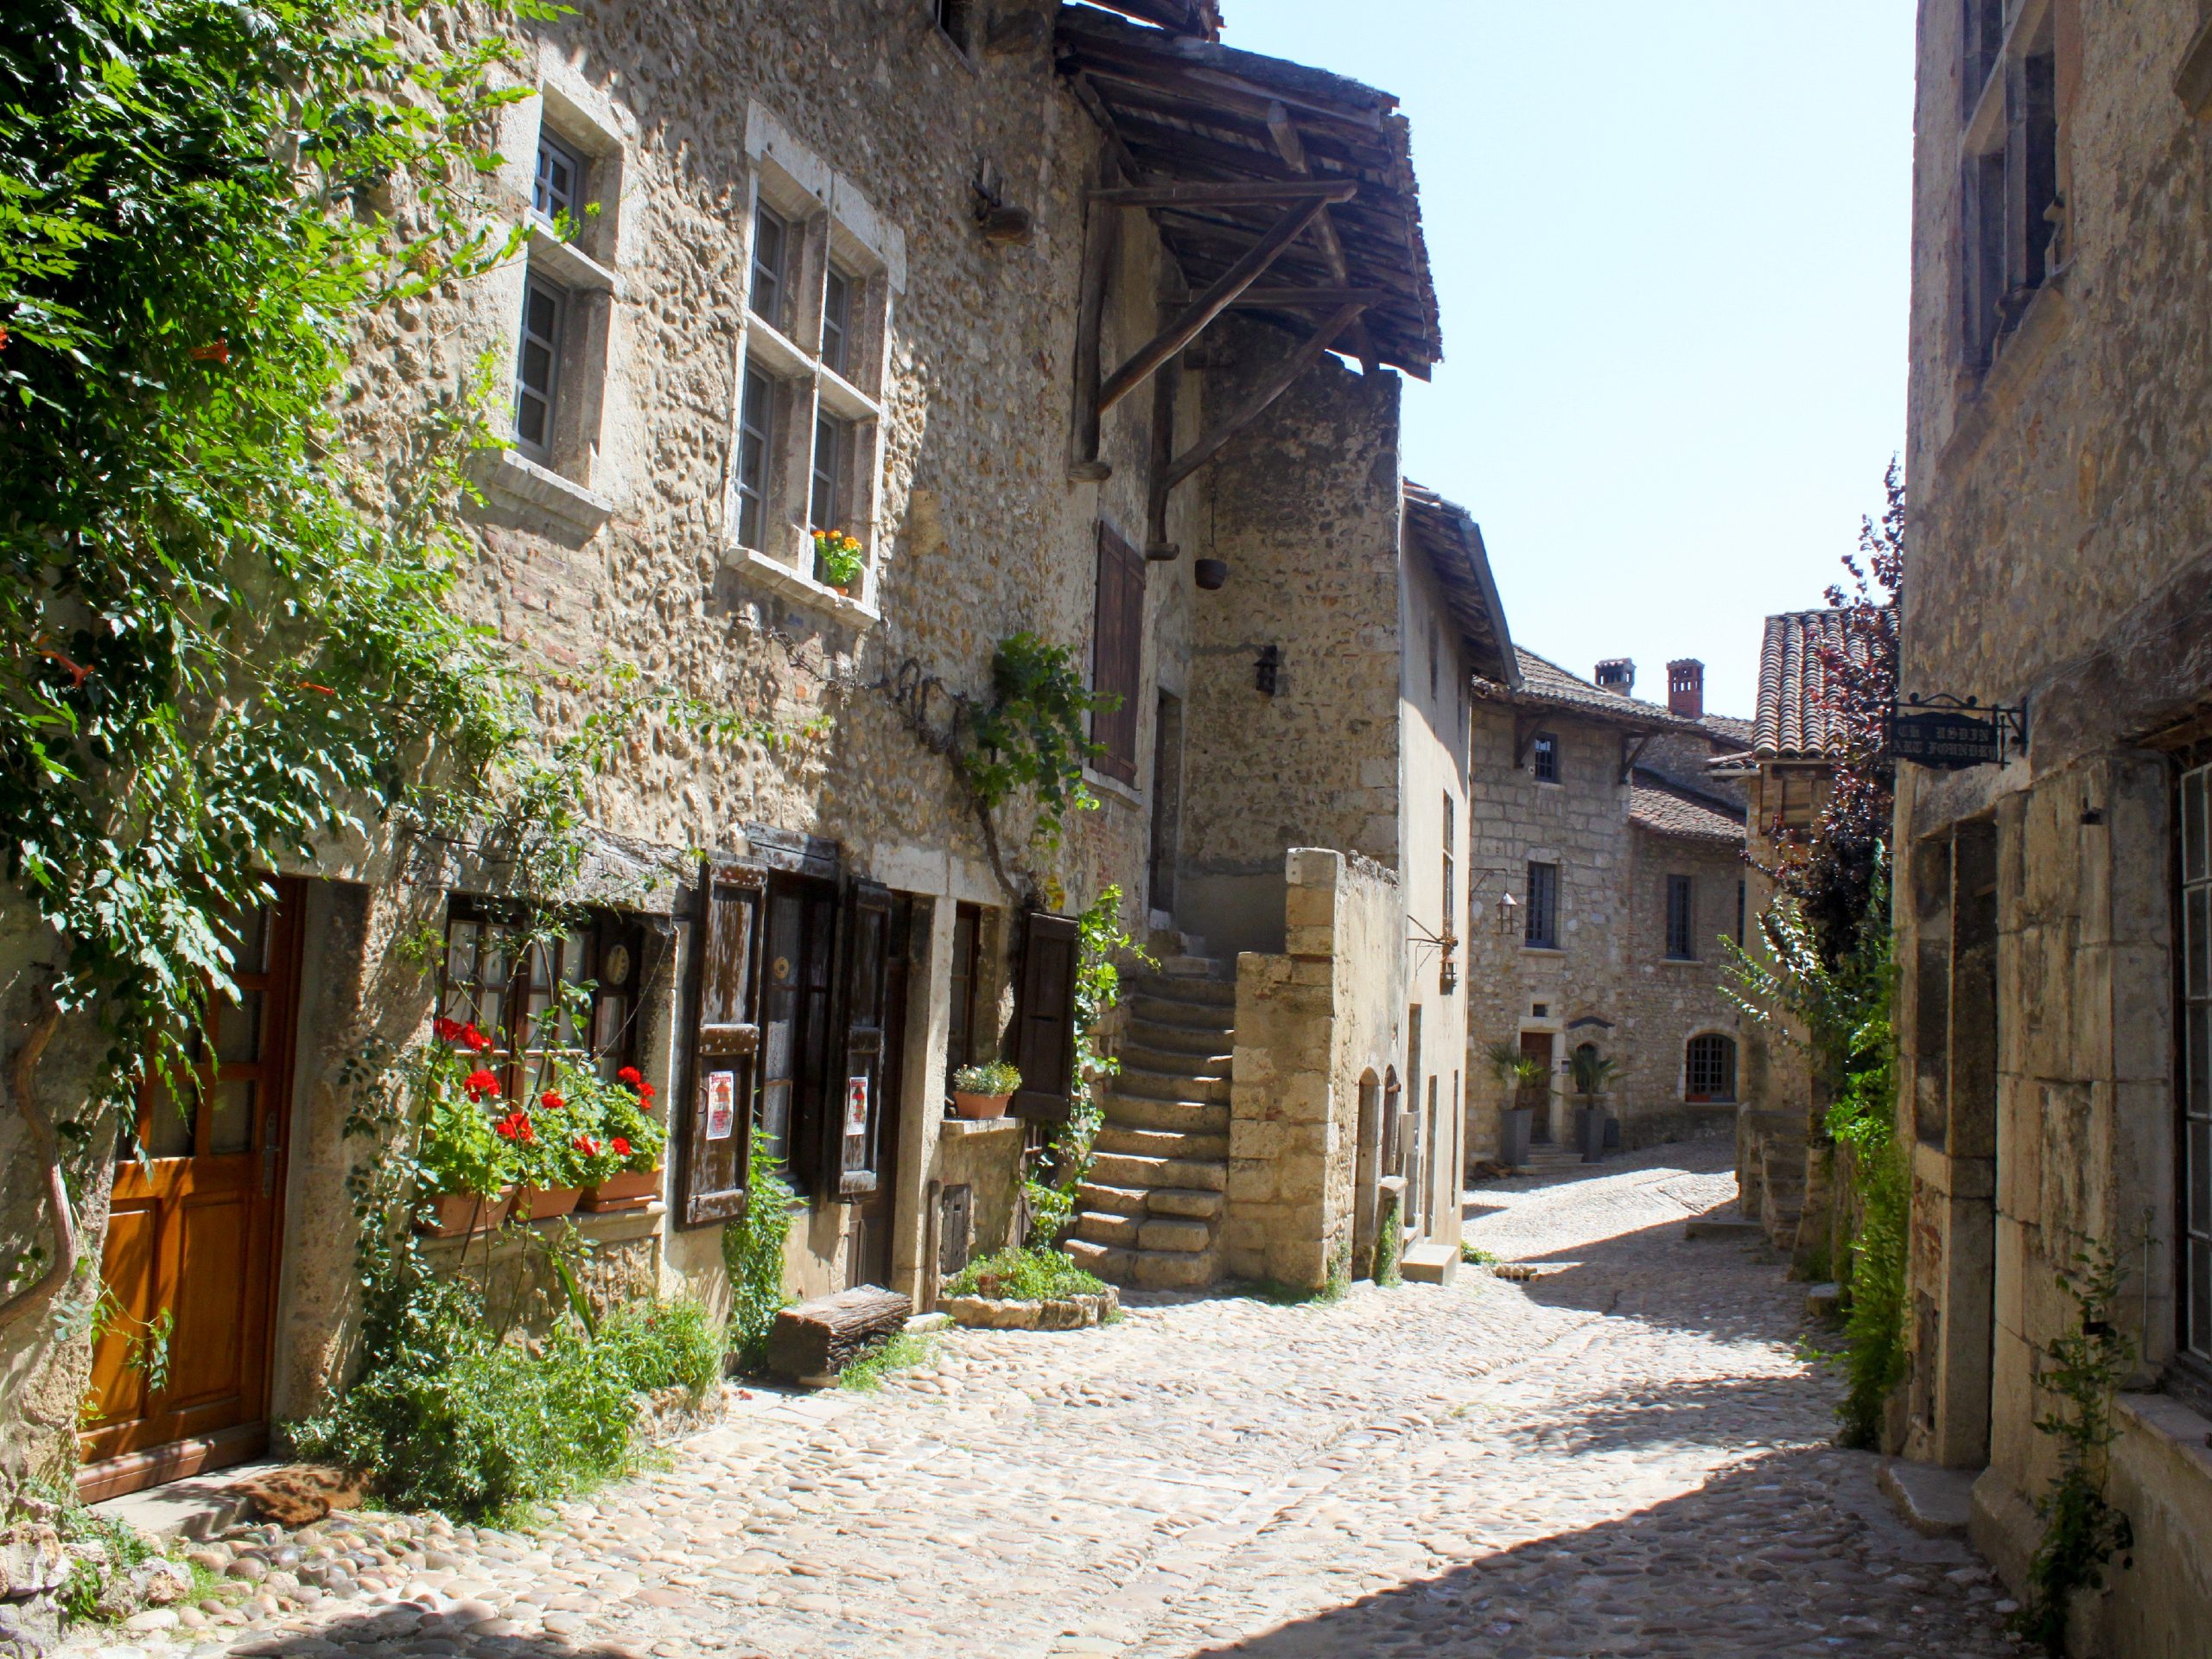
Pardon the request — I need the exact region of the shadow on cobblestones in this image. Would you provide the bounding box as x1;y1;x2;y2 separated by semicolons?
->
1179;1446;2019;1659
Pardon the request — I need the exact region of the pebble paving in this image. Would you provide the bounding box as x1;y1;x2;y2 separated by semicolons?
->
79;1139;2025;1659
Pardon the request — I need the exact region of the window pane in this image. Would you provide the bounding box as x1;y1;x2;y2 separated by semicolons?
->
2194;1239;2212;1359
232;905;270;976
207;1080;255;1156
148;1077;196;1159
2190;887;2210;1002
2190;1118;2211;1237
534;135;581;223
515;277;563;451
736;364;772;550
2190;1004;2209;1119
2185;769;2209;885
811;413;847;531
216;991;264;1067
823;267;852;376
751;204;786;330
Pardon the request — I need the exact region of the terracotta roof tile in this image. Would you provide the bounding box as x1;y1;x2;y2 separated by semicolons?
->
1477;648;1701;730
1753;609;1866;760
1628;772;1748;844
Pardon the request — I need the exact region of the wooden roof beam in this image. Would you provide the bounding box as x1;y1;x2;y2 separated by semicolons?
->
1265;100;1377;373
1228;286;1386;307
1162;298;1369;493
1091;179;1359;207
1097;188;1350;414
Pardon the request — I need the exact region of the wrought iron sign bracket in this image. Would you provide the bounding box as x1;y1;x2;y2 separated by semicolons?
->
1889;692;2030;770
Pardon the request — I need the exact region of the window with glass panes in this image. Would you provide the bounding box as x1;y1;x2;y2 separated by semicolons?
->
750;202;789;334
1524;861;1559;949
533;133;583;227
439;901;643;1094
810;411;850;531
514;276;564;455
1531;733;1559;783
2181;763;2212;1362
1685;1033;1737;1102
1665;874;1696;959
735;364;773;550
821;265;854;378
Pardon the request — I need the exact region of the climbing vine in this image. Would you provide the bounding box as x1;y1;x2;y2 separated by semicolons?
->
723;1125;798;1372
964;632;1117;851
2014;1240;2137;1656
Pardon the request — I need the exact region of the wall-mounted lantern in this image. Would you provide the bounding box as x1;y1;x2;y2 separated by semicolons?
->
1255;644;1281;696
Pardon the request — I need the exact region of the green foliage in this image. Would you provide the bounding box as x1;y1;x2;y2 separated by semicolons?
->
1567;1046;1619;1098
24;1481;156;1623
722;1127;796;1372
590;1298;723;1402
1460;1243;1499;1267
1022;886;1152;1246
838;1330;934;1392
951;1059;1021;1096
963;633;1116;849
811;529;865;589
0;0;546;1106
1484;1039;1545;1093
416;1054;511;1199
2015;1240;2137;1656
945;1246;1106;1301
1371;1190;1402;1287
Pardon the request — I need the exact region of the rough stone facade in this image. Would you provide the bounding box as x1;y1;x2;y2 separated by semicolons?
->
1461;653;1748;1167
1898;1;2212;1650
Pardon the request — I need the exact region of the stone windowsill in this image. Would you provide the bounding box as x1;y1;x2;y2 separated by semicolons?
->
2115;1389;2212;1488
1084;766;1145;810
726;544;880;628
524;221;624;298
1522;945;1566;957
421;1199;664;1261
474;448;616;533
940;1115;1021;1137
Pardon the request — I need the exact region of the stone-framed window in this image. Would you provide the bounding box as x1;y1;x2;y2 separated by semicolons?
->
1684;1033;1737;1103
1954;0;2059;372
438;899;646;1097
1531;732;1560;784
931;0;976;54
724;106;903;612
1665;874;1697;960
1523;861;1560;950
2180;761;2212;1364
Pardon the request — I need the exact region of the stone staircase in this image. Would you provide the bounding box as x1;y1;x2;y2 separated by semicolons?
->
1067;945;1234;1290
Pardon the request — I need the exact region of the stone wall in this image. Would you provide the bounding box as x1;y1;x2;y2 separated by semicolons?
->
1224;849;1403;1289
1180;341;1405;958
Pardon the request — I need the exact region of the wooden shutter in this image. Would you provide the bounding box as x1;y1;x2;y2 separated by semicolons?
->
1090;522;1145;785
836;882;893;1198
678;864;764;1228
1010;910;1079;1122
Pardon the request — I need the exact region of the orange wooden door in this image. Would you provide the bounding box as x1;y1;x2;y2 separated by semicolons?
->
78;880;305;1499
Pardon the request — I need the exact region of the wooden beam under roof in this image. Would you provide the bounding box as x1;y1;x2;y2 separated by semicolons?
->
1091;178;1358;207
1265;99;1377;373
1161;298;1368;493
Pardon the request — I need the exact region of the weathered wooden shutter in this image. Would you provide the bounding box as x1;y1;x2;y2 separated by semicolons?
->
836;882;893;1198
1090;522;1145;785
1010;910;1079;1121
678;864;763;1228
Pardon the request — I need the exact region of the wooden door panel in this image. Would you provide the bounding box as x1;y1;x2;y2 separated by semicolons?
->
167;1196;251;1407
86;1203;158;1432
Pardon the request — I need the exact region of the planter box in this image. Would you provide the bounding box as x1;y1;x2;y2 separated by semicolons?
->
1498;1105;1535;1168
951;1090;1010;1120
512;1185;582;1222
581;1168;662;1212
417;1189;511;1237
941;1287;1119;1330
1577;1105;1610;1164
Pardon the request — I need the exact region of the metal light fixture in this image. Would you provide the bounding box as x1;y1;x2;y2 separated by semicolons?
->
1255;644;1280;696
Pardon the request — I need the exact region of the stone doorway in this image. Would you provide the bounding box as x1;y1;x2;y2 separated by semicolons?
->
1519;1029;1556;1141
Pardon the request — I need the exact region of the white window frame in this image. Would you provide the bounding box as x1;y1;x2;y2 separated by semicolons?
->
513;272;567;461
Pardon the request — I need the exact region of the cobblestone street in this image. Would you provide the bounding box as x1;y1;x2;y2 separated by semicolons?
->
96;1141;2024;1659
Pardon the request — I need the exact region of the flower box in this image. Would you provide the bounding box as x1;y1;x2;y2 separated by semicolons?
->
951;1090;1010;1121
417;1189;512;1237
581;1167;662;1212
512;1184;582;1222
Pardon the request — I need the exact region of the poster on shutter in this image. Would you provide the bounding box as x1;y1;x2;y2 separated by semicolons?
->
705;1070;736;1141
843;1075;869;1136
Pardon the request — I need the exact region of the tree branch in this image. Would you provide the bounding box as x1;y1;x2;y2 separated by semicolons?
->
0;981;76;1332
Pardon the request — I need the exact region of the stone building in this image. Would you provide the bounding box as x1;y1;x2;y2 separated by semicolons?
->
1894;1;2212;1649
0;0;1499;1501
1460;652;1750;1167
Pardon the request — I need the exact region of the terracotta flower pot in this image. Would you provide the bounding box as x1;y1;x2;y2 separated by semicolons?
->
417;1189;512;1237
951;1090;1011;1121
581;1167;662;1212
512;1184;582;1222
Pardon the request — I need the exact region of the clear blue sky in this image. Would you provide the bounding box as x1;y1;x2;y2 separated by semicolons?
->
1216;2;1916;719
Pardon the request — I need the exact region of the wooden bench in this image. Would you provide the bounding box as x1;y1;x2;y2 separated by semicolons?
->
765;1285;912;1386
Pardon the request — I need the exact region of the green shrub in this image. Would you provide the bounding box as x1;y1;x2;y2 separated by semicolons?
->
724;1127;796;1371
592;1298;723;1401
951;1059;1021;1096
944;1246;1105;1301
1372;1190;1402;1287
839;1331;935;1392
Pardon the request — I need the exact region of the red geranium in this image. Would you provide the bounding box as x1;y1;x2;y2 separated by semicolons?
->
617;1066;643;1088
611;1137;632;1159
462;1068;501;1102
573;1134;599;1156
494;1109;534;1144
461;1022;492;1052
433;1016;464;1043
540;1090;564;1111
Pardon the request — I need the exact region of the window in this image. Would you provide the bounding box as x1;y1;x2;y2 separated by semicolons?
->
1524;861;1559;950
1685;1033;1738;1103
533;132;583;227
822;265;854;378
1666;874;1697;960
932;0;973;49
1440;791;1455;929
2182;764;2212;1363
948;903;984;1070
1090;522;1146;785
440;901;642;1095
735;363;773;551
810;410;850;532
513;275;565;456
1736;878;1746;945
1532;732;1559;784
1958;14;2059;371
750;201;790;334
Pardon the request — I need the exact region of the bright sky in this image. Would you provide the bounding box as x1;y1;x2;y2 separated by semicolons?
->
1216;2;1916;720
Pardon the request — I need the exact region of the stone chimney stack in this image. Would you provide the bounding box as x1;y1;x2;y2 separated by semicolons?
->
1667;658;1705;720
1594;658;1635;696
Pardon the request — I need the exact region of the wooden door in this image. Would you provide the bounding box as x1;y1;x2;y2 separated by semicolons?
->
760;874;841;1196
1519;1030;1555;1140
844;892;912;1290
79;880;305;1499
1010;911;1078;1122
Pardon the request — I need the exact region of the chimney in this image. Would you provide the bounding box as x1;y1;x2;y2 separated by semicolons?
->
1594;658;1635;696
1667;658;1705;720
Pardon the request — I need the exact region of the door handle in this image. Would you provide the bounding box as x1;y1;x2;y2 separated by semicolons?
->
260;1143;279;1198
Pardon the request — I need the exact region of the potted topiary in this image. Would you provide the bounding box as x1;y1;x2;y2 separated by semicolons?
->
950;1059;1020;1120
580;1065;669;1212
1484;1040;1547;1168
812;529;865;597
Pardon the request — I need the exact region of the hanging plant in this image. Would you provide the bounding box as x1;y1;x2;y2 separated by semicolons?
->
963;633;1116;849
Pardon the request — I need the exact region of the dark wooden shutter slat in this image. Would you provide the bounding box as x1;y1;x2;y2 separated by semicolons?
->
678;864;764;1228
1092;523;1144;785
1010;911;1079;1122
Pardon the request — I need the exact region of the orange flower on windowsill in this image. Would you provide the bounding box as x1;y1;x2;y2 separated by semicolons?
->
811;529;865;596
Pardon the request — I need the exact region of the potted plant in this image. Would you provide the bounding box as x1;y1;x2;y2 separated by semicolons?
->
1484;1040;1547;1168
503;1086;583;1221
580;1065;669;1211
1568;1046;1621;1165
950;1059;1020;1120
415;1050;514;1236
812;529;865;597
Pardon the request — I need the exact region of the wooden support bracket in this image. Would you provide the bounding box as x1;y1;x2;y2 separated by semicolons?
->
1089;179;1358;208
1160;299;1367;494
1619;732;1653;784
1264;101;1379;374
1068;169;1123;480
1513;716;1544;769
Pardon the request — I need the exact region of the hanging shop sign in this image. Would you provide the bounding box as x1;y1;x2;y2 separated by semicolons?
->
1889;693;2028;770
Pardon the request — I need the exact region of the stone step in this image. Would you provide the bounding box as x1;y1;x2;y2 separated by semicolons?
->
1067;1237;1136;1281
1119;1040;1230;1078
1154;954;1231;981
1133;1245;1221;1289
1122;1020;1236;1059
1137;1215;1212;1254
1074;1210;1141;1249
1401;1241;1459;1286
1100;1095;1230;1136
1075;1180;1149;1217
1146;1186;1225;1221
1088;1149;1227;1193
1115;1065;1230;1105
1094;1124;1230;1162
1128;995;1236;1033
1130;975;1236;1010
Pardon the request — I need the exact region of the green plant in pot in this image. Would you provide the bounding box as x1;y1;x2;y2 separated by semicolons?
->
562;1061;669;1212
951;1059;1021;1120
1484;1039;1548;1168
812;529;865;595
414;1028;516;1236
1568;1045;1620;1162
500;1086;585;1222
